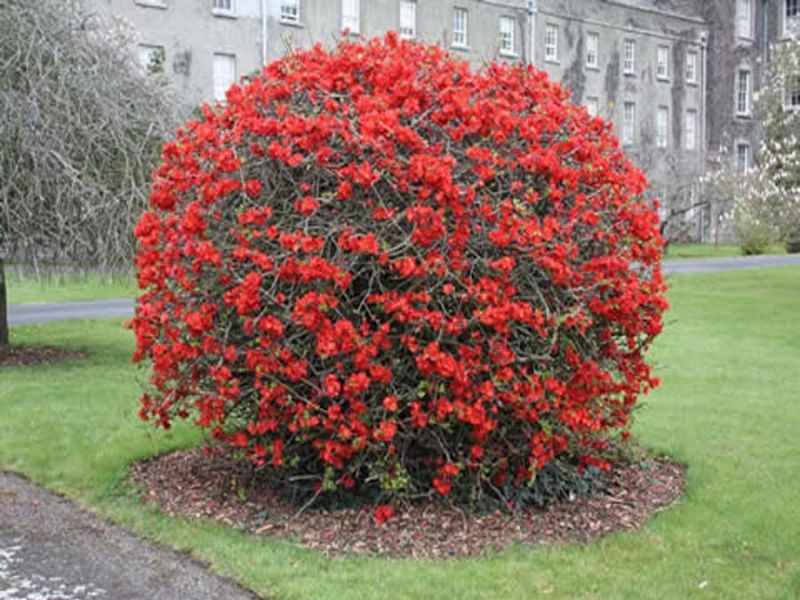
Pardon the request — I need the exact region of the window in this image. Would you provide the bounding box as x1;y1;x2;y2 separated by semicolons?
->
686;50;698;84
499;16;515;55
736;69;752;115
213;53;236;103
342;0;359;33
586;32;599;68
656;106;669;148
788;0;799;17
135;0;167;8
787;73;800;109
212;0;234;15
137;44;165;73
452;7;468;48
544;24;559;62
280;0;299;24
622;102;635;146
657;45;670;80
736;143;751;173
737;0;753;37
399;0;416;39
623;39;636;75
586;96;600;118
685;109;698;150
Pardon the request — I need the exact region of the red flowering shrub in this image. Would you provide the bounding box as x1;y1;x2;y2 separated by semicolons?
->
133;34;667;511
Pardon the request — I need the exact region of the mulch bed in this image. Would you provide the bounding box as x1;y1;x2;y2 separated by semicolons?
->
0;345;87;367
131;447;685;559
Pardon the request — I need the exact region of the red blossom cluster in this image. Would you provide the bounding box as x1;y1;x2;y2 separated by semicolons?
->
132;34;667;512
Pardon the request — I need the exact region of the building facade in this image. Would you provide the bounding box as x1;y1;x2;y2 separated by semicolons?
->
93;0;799;237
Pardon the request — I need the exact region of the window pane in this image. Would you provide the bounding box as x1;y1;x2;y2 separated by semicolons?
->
213;53;236;102
624;40;635;73
545;24;558;61
453;8;467;47
623;102;635;145
342;0;359;32
657;106;668;148
280;0;299;23
586;33;599;67
500;17;515;54
657;46;669;79
399;0;416;38
685;110;697;150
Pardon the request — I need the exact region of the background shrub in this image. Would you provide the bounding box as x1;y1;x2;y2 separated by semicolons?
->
133;35;667;510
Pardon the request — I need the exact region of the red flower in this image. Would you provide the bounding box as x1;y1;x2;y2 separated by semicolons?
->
373;504;393;525
382;395;398;412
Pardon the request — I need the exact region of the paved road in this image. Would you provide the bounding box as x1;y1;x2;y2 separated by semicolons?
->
0;472;259;600
7;254;800;327
8;298;135;326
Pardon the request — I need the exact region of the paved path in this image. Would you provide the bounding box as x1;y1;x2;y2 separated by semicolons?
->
0;472;259;600
662;253;800;274
7;254;800;327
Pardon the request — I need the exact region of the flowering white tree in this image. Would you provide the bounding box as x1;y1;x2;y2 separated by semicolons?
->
751;38;800;251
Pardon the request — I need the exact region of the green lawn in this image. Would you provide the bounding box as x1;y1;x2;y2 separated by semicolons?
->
665;243;786;259
1;268;799;599
5;271;136;304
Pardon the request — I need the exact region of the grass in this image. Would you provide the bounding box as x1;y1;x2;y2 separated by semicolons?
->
1;267;799;599
5;270;136;304
665;242;786;259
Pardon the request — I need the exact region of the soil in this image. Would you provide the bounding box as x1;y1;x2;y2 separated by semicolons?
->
0;345;87;368
131;447;685;559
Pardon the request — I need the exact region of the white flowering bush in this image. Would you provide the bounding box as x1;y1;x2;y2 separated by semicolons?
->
752;38;800;251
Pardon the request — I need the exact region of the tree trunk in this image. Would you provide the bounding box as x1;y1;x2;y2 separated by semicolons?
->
0;259;9;347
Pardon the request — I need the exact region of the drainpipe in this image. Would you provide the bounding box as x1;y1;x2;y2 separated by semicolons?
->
762;0;769;71
527;0;537;65
261;0;268;66
700;30;708;155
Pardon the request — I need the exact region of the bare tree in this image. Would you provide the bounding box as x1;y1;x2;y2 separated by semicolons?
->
0;0;177;346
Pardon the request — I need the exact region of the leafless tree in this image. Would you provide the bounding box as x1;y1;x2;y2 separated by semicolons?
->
0;0;178;345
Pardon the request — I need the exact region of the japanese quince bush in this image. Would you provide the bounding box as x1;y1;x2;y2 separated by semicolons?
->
133;35;667;516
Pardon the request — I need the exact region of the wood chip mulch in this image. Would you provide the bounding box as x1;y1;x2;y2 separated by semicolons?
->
0;345;88;367
131;447;685;559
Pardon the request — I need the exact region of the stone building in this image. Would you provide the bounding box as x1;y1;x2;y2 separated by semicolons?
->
92;0;799;239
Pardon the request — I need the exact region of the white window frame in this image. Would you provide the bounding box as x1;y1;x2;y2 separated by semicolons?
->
686;50;698;84
685;109;698;151
586;96;600;118
656;106;669;149
736;143;751;173
342;0;359;33
280;0;300;24
623;39;636;75
452;7;468;48
499;16;516;56
737;0;754;38
622;101;636;146
785;0;800;37
212;0;234;16
399;0;416;39
544;23;559;62
134;0;167;8
736;68;752;116
137;44;165;73
213;52;236;103
786;72;800;110
657;45;670;80
586;32;599;69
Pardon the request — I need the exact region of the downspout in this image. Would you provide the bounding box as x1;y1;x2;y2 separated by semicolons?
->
527;0;537;65
700;31;708;155
762;0;769;70
700;30;709;243
261;0;268;67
